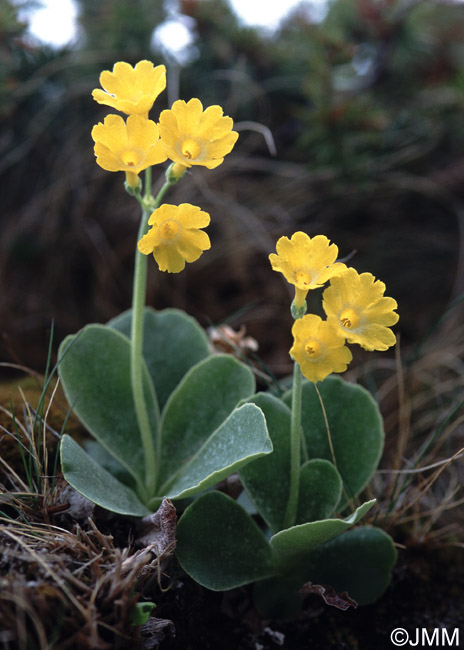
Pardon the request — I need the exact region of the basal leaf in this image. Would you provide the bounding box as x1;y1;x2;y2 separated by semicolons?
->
238;393;291;533
58;324;158;484
301;526;398;605
60;434;150;516
269;499;376;568
176;491;275;590
109;307;210;410
162;403;272;499
158;354;255;487
83;440;136;490
283;376;383;501
297;459;342;524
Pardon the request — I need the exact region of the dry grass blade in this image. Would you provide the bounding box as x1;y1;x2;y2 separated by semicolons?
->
0;373;174;649
367;319;464;544
0;513;171;649
1;526;88;618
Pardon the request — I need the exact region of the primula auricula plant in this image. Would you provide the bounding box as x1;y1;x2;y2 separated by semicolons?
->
58;60;399;618
59;59;266;512
176;231;399;615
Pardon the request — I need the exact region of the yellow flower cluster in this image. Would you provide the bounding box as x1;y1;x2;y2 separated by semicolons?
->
270;232;399;383
91;60;238;273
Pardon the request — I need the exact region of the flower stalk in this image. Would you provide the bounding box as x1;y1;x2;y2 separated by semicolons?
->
89;58;240;505
283;358;303;529
130;170;172;496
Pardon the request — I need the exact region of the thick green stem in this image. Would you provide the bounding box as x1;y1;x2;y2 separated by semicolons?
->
283;360;303;529
130;173;172;497
144;166;152;202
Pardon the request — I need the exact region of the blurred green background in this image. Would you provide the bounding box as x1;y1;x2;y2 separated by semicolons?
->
1;0;463;377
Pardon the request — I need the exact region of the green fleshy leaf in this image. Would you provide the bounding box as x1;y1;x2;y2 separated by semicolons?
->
58;324;158;484
60;435;150;516
158;354;255;488
301;526;398;605
269;499;376;568
163;403;272;499
239;396;343;531
238;393;291;533
283;376;383;501
297;459;342;524
176;491;276;590
83;440;136;489
109;307;210;411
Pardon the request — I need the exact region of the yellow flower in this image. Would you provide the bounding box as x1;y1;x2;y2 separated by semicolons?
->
322;267;399;351
92;60;166;117
158;98;238;170
91;114;167;188
269;232;347;310
138;203;211;273
290;314;352;383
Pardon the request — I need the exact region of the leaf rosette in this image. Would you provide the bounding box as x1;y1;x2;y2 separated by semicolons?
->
58;308;272;515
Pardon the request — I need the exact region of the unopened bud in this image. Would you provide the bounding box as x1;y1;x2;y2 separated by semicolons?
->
166;162;187;184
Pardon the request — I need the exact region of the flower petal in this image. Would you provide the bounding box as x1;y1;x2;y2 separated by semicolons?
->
323;268;399;351
92;114;127;149
196;157;224;169
126;115;159;149
178;229;211;261
175;204;211;229
205;131;239;159
92;89;118;110
137;229;158;255
93;142;124;171
146;142;168;166
154;244;186;273
173;98;204;133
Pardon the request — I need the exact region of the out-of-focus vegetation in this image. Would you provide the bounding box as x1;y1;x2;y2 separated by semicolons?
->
1;0;463;374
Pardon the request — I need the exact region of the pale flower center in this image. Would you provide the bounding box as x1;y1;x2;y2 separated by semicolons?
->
181;139;201;160
293;270;312;287
340;308;360;330
304;338;322;359
121;150;142;167
159;220;180;241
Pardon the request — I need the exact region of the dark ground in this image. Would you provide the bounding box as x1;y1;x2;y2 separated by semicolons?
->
142;543;464;649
